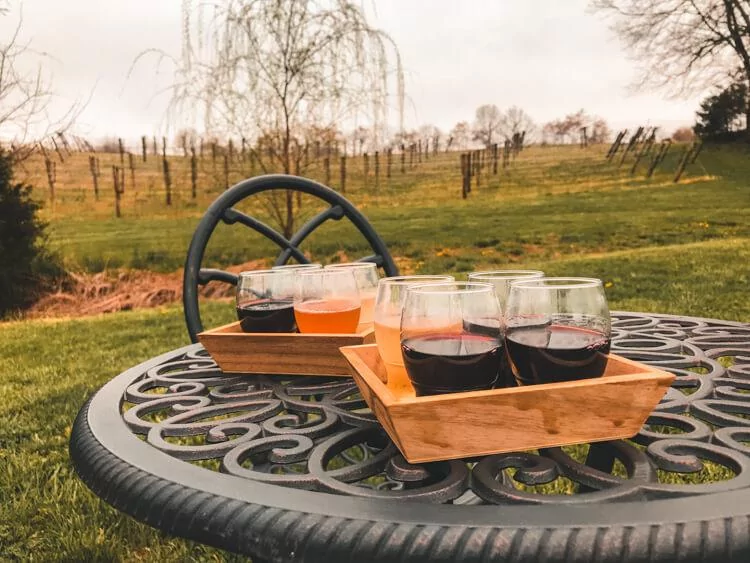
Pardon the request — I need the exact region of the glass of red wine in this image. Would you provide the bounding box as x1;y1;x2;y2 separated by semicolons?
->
504;277;611;385
400;282;503;396
467;269;544;387
467;270;544;311
236;270;297;333
271;263;322;271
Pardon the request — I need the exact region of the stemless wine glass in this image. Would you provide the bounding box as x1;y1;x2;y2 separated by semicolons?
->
504;277;611;386
374;275;454;386
294;269;361;334
325;262;379;327
272;263;323;271
236;269;297;333
401;282;502;396
467;270;544;311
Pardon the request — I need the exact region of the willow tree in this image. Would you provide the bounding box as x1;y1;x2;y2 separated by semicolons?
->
152;0;404;236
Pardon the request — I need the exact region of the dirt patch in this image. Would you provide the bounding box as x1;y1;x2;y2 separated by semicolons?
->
26;260;268;319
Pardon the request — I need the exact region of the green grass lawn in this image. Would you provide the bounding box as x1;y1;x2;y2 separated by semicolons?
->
45;144;750;277
2;143;749;560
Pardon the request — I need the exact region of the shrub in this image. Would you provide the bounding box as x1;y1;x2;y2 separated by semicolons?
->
672;127;696;142
0;149;65;316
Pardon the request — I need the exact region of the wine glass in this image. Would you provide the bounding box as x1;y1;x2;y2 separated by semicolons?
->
400;282;502;396
236;269;297;333
324;262;379;327
272;263;322;271
293;269;361;334
504;277;611;385
467;270;544;311
373;275;454;387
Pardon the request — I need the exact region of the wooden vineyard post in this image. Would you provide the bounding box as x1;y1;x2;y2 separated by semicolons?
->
646;140;671;178
466;152;473;194
241;137;247;162
363;153;369;190
152;136;158;159
606;130;626;160
57;132;72;156
190;147;198;199
400;144;406;174
156;137;163;170
117;138;124;165
50;136;65;163
417;140;422;163
673;144;693;183
340;155;347;193
503;141;511;168
128;153;136;192
386;149;392;183
460;153;469;199
374;151;380;192
324;156;331;186
474;150;481;189
619;127;644;168
89;156;100;200
630;137;653;175
44;157;56;205
141;136;147;162
492;143;499;175
112;165;124;218
249;149;257;176
409;144;415;168
211;142;217;169
424;139;429;161
689;140;704;164
228;139;234;162
199;139;205;160
580;127;588;148
223;154;230;190
162;157;172;205
294;150;302;207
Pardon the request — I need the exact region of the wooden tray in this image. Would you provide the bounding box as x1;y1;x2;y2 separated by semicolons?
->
198;321;374;376
339;344;675;463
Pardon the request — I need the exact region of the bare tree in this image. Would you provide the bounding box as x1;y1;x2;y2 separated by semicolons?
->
140;0;405;237
0;4;84;160
472;104;502;148
498;106;535;142
448;121;471;150
591;0;750;132
543;110;608;144
590;117;611;143
351;125;371;155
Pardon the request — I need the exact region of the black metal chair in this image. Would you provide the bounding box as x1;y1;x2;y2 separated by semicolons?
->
182;174;399;342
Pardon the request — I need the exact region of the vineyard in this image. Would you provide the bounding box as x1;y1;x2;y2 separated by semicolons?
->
19;130;708;221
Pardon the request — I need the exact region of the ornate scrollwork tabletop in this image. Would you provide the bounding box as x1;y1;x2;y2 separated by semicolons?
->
70;312;750;562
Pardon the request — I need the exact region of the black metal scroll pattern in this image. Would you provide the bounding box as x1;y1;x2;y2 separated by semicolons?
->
120;313;750;504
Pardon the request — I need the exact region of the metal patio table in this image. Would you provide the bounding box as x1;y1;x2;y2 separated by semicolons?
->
70;311;750;562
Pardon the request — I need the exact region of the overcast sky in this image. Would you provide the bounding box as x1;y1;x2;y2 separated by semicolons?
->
1;0;708;143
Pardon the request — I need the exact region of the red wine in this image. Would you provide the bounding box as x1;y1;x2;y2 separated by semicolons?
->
505;325;610;385
465;320;516;388
401;333;501;396
237;299;296;333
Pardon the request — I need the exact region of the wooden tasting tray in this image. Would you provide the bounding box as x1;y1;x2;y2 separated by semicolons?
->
339;344;675;464
198;321;374;376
